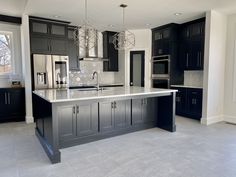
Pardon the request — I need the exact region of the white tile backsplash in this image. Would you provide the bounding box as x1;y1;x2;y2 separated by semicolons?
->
184;71;203;87
69;61;115;86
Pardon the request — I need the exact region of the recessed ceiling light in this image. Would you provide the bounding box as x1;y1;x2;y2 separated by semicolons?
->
174;13;182;16
108;24;114;28
53;15;61;18
146;23;151;26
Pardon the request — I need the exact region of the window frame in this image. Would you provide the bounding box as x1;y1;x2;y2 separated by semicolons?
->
0;31;15;76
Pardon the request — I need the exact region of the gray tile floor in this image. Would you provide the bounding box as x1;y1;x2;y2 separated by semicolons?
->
0;117;236;177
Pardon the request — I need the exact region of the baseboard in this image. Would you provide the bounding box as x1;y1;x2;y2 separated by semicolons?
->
201;115;224;125
25;116;34;124
224;115;236;124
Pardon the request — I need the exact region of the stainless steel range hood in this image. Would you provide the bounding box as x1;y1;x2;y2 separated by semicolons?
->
78;28;104;61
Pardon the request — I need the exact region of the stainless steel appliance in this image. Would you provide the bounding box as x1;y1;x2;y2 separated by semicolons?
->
152;55;170;89
33;54;69;90
152;78;170;89
152;55;170;78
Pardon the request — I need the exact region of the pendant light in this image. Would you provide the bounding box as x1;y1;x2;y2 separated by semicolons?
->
73;0;98;52
113;4;135;50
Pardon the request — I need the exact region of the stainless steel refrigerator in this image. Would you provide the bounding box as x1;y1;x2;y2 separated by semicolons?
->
33;54;69;90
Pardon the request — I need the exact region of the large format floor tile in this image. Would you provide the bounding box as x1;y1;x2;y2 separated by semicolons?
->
0;117;235;177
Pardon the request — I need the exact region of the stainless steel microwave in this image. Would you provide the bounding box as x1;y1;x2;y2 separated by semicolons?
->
152;55;170;78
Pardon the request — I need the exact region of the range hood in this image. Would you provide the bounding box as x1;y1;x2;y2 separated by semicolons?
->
78;29;105;61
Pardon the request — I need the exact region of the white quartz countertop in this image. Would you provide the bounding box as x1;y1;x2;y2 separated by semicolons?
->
171;85;203;89
33;86;177;103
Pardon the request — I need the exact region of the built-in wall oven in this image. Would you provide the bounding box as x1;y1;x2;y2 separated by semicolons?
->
152;55;171;89
152;55;170;78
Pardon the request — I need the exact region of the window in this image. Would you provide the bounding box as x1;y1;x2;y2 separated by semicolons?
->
0;32;13;74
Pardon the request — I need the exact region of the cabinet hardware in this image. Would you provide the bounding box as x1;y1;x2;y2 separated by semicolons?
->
8;93;10;104
77;106;79;113
186;53;189;67
199;52;202;67
197;52;200;66
73;106;75;114
5;93;7;104
114;101;116;109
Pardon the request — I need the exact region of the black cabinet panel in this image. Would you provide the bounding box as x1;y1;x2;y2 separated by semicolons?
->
132;98;157;125
50;39;67;55
114;100;131;129
99;101;114;132
179;18;205;70
51;24;67;37
103;31;118;72
58;105;76;141
30;21;49;35
187;89;203;118
31;37;50;54
172;87;202;120
0;89;8;117
0;88;25;122
77;103;98;137
175;88;187;115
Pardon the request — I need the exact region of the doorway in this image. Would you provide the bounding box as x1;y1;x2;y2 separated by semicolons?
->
130;51;145;87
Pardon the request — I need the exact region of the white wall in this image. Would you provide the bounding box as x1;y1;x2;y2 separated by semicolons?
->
0;22;22;88
201;10;227;125
224;14;236;123
21;14;33;123
114;29;152;88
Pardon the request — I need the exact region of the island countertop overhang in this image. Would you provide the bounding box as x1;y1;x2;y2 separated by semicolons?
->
33;86;178;103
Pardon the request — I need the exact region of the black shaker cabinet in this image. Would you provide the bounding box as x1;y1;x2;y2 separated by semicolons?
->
103;31;119;72
99;100;131;133
172;86;202;120
0;88;25;122
58;103;98;142
179;18;205;70
30;18;69;55
132;98;157;125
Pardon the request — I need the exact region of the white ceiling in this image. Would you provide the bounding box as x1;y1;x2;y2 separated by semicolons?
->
1;0;236;30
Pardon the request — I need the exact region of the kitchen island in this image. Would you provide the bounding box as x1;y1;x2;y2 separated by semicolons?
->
33;86;177;163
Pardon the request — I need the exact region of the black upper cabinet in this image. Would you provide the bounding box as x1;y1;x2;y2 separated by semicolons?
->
103;31;118;72
181;20;205;41
31;36;68;55
68;26;80;71
30;18;68;55
30;20;67;38
179;18;205;70
152;24;179;57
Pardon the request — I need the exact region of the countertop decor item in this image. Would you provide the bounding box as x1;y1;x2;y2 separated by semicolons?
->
113;4;135;50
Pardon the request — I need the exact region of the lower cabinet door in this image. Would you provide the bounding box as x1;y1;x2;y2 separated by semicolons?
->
145;98;158;123
114;100;131;129
99;101;115;133
8;88;25;117
0;89;8;118
58;105;76;141
175;88;187;115
187;89;203;119
131;99;143;125
76;103;98;137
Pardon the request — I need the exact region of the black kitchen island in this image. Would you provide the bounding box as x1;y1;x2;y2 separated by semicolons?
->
33;86;177;163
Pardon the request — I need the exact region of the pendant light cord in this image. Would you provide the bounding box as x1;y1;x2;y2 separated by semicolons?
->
85;0;88;22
